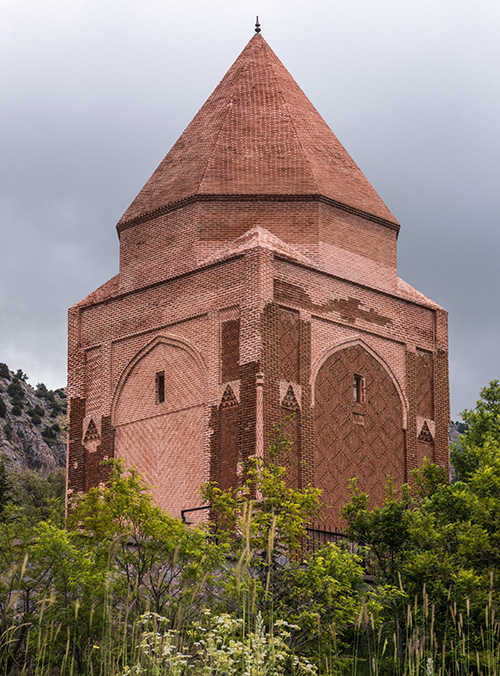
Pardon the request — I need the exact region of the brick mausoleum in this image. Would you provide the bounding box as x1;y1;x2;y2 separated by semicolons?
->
67;32;449;527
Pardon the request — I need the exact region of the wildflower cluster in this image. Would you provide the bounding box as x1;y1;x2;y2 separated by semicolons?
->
124;611;317;676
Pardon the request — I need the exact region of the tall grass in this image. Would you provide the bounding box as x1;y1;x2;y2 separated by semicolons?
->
1;518;499;675
2;564;499;674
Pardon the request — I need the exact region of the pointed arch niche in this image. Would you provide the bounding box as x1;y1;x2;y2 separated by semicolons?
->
312;341;406;527
112;335;207;518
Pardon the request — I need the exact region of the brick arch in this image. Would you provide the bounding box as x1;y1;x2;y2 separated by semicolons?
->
311;338;408;428
111;334;207;419
314;344;405;528
112;335;207;518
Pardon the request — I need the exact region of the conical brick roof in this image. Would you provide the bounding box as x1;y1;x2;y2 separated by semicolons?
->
118;34;397;227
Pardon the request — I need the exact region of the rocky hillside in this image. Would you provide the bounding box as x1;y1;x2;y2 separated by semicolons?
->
449;420;467;447
0;363;66;472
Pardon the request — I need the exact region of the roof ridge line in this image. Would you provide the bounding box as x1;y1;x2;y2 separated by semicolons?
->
197;64;245;194
265;45;320;193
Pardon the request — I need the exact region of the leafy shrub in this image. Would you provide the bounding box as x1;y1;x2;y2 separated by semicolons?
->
42;425;57;441
0;397;6;419
36;382;67;416
0;363;9;380
7;380;24;400
32;404;45;417
27;404;45;426
11;404;22;416
3;422;12;440
36;382;49;398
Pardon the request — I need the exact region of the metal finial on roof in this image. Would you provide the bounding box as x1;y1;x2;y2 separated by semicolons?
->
255;16;261;33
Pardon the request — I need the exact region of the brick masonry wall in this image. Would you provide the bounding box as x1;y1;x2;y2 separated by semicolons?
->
68;219;449;520
67;397;86;498
314;345;405;527
67;32;449;520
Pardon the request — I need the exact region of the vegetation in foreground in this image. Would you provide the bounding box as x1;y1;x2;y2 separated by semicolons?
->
0;382;499;675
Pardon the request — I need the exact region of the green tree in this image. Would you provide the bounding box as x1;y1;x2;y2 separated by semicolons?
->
0;518;109;675
203;425;384;661
68;459;222;624
342;381;500;669
9;467;66;526
451;379;500;481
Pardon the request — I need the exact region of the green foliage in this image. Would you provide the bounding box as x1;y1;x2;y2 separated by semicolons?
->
343;381;500;671
0;363;10;380
3;422;12;440
203;424;322;554
0;456;11;519
27;403;46;426
7;380;24;401
202;425;379;662
8;467;66;526
68;459;222;621
11;404;22;416
28;403;45;418
451;379;500;481
42;424;58;444
2;391;500;674
36;382;67;417
0;396;6;419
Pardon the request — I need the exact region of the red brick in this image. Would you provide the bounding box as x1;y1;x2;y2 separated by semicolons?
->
67;34;449;525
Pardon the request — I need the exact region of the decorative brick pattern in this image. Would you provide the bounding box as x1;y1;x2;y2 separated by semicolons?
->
220;384;238;409
433;349;450;476
219;404;239;490
314;345;405;527
83;419;100;442
416;349;434;419
67;397;86;496
281;410;300;488
278;307;300;382
417;420;434;443
221;319;240;383
281;385;300;411
67;32;449;522
115;406;204;517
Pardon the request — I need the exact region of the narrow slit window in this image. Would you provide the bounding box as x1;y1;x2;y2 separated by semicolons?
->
353;375;365;404
156;371;165;404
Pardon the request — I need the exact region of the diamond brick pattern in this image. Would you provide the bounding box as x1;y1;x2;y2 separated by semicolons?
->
416;350;434;419
314;346;404;527
278;307;300;382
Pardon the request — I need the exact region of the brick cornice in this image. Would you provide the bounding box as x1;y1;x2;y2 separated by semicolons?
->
116;193;400;235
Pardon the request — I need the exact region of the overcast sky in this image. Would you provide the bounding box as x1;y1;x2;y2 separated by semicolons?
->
1;0;499;418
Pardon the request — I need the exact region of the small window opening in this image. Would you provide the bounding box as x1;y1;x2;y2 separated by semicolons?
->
156;371;165;404
353;375;365;404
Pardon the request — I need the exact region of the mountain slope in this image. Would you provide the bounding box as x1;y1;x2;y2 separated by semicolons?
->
0;363;66;472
